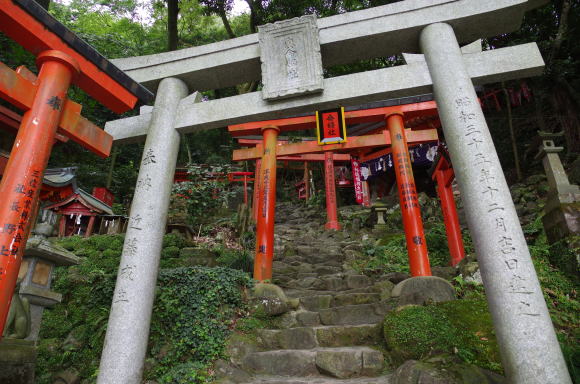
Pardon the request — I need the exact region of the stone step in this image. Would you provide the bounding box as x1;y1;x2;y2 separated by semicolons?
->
318;302;393;325
247;374;393;383
257;324;382;350
243;347;384;379
300;293;382;311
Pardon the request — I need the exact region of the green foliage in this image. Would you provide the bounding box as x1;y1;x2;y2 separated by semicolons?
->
159;361;210;384
173;164;236;225
36;234;250;383
355;235;410;275
522;219;580;381
148;267;252;382
383;299;502;373
353;223;467;276
162;246;181;259
216;247;254;273
163;233;192;249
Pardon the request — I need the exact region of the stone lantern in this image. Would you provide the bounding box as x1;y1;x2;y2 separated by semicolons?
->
536;136;580;243
0;220;79;384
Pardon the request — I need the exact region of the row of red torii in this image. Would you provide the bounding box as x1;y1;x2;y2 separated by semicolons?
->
229;100;465;281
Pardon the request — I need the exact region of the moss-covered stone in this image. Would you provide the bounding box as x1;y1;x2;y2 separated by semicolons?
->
383;299;502;373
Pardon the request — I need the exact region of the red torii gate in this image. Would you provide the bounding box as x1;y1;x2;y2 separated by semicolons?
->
230;102;448;281
0;1;152;336
237;138;351;220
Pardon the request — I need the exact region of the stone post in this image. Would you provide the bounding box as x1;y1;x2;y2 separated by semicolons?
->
97;78;188;384
420;23;571;383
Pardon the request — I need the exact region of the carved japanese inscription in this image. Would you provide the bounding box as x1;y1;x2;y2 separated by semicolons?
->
259;15;323;100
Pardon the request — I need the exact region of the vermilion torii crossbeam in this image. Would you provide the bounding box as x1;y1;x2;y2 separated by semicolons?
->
233;129;437;161
0;61;111;157
229;101;438;137
0;0;153;113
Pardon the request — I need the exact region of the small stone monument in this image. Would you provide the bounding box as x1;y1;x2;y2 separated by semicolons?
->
536;136;580;243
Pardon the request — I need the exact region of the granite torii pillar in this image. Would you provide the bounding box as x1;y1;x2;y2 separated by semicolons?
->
97;78;189;384
420;23;571;383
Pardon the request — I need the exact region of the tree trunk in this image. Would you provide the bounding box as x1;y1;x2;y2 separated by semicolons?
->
35;0;50;10
106;147;118;190
219;10;236;39
549;0;571;65
167;0;179;51
502;83;522;181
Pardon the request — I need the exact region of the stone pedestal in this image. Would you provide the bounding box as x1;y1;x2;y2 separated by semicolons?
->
0;339;37;384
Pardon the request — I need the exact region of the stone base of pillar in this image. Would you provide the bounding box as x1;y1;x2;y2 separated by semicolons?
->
542;197;580;244
0;339;37;384
325;221;341;231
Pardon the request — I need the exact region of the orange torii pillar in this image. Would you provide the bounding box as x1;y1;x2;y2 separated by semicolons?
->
252;158;262;222
0;51;79;333
254;126;279;281
433;159;466;266
386;113;432;276
324;151;341;230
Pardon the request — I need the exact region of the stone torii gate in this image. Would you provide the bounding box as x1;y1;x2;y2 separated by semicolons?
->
100;1;571;383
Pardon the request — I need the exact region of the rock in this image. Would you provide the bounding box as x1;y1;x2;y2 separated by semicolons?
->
392;360;454;384
431;266;457;281
392;277;456;306
277;328;318;349
361;348;384;376
345;275;372;289
319;303;385;325
315;324;382;348
53;369;80;384
213;359;251;383
243;350;318;376
179;247;217;267
372;280;395;300
384;272;409;284
300;295;332;311
315;349;362;378
392;359;506;384
296;311;320;326
226;334;258;366
333;293;381;307
252;283;289;316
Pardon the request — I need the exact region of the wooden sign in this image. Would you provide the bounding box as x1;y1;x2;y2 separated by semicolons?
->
316;107;347;145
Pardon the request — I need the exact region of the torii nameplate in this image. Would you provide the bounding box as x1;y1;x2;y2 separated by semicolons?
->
259;15;323;100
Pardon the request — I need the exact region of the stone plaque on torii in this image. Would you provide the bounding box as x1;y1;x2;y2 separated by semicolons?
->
99;1;572;383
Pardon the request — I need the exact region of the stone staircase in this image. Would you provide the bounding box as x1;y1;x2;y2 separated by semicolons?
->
237;203;394;383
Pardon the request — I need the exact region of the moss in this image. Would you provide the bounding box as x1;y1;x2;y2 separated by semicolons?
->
383;299;502;373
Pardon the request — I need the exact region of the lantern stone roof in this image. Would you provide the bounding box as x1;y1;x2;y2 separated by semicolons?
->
43;167;78;189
